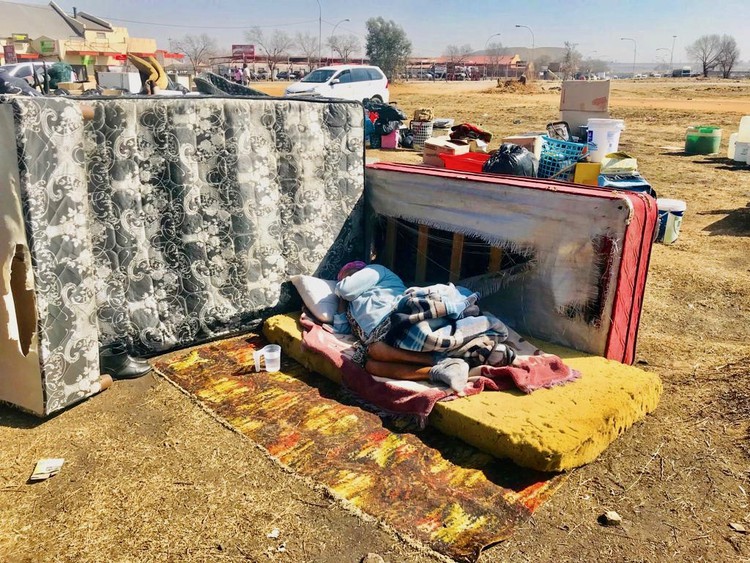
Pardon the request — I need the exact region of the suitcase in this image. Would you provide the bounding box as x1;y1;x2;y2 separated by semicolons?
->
366;162;658;364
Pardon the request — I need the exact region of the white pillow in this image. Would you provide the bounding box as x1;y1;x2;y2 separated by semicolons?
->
290;275;339;323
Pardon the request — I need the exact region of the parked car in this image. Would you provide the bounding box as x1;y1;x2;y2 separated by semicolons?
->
275;71;291;80
284;64;389;103
0;62;47;82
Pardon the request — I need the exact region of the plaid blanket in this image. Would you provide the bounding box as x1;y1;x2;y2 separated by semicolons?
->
388;284;507;364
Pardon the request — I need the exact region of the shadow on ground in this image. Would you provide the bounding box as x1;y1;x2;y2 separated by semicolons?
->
700;203;750;236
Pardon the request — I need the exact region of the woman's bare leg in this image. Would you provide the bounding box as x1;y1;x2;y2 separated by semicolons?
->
365;359;432;381
367;341;435;366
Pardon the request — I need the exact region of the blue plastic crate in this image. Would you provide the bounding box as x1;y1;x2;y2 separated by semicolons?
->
538;136;588;180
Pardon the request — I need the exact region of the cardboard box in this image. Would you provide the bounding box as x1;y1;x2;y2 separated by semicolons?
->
559;80;611;112
422;154;446;167
56;80;97;93
503;135;544;160
423;136;470;156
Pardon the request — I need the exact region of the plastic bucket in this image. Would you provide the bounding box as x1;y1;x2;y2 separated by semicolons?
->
656;198;687;245
685;126;722;155
734;141;750;163
586;118;625;163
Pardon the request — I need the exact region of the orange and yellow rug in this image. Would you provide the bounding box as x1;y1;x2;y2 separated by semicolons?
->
153;333;565;562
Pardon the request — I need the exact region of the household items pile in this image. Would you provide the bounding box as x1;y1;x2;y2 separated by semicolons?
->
365;98;408;149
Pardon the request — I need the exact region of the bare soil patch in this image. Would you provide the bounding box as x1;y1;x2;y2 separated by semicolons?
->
1;80;749;563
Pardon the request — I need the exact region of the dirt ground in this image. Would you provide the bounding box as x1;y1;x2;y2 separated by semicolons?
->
1;80;749;563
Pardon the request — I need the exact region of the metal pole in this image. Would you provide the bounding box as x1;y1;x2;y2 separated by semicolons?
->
670;35;677;71
621;37;636;78
484;32;501;78
515;24;534;77
315;0;322;68
330;18;350;62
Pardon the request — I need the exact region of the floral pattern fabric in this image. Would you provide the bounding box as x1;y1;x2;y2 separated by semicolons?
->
4;96;101;415
2;95;365;413
83;96;365;354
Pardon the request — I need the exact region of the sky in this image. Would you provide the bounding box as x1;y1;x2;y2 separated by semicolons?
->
14;0;750;65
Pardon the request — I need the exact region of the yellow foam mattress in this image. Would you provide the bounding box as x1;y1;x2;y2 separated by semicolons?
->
263;313;662;472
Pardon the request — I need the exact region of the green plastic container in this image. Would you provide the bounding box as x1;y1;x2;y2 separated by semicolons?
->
685;126;722;155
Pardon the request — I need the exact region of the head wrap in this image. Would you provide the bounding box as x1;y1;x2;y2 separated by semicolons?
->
337;261;367;281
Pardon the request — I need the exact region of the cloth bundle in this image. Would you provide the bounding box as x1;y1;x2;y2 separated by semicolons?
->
450;123;492;143
387;284;508;365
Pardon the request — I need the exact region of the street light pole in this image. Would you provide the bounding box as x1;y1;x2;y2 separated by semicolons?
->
315;0;322;68
330;18;350;63
670;35;677;71
515;24;534;77
484;32;501;78
621;37;637;78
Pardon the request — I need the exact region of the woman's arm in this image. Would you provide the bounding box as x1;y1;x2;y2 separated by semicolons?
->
335;265;383;301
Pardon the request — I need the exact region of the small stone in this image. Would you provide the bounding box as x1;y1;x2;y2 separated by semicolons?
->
598;511;623;526
267;528;280;539
729;522;747;533
361;554;385;563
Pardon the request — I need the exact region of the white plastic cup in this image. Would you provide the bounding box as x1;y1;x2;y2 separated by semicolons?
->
656;198;687;245
254;344;281;373
586;118;625;163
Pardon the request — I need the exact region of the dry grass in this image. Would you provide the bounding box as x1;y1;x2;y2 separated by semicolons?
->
1;80;750;562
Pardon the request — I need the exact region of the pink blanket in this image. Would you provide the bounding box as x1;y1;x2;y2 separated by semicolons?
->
300;314;579;425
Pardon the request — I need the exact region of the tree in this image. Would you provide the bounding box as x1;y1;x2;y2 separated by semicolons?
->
686;34;721;77
295;32;318;70
245;27;293;79
717;34;740;79
328;34;360;63
171;33;217;74
560;42;582;79
582;58;610;75
486;41;504;78
444;44;473;65
365;17;412;80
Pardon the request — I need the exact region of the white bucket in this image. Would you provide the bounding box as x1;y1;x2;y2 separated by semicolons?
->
656;198;687;245
586;118;625;163
735;141;750;163
728;132;738;160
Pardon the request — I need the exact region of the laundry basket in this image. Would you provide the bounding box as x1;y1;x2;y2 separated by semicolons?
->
538;136;588;181
410;120;434;149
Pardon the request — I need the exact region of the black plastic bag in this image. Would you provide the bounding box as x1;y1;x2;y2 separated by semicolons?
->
364;99;407;122
374;119;401;135
482;143;538;177
400;128;414;149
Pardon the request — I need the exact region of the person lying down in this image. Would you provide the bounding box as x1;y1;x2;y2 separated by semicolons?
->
331;261;517;394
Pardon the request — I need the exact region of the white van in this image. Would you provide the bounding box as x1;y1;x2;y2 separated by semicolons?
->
284;65;389;103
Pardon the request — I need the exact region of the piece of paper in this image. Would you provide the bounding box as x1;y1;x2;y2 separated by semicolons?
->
29;458;64;481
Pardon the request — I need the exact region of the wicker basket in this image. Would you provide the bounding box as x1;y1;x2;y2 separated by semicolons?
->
410;120;434;149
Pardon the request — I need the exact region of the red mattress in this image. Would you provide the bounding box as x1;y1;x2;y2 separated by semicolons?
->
366;163;658;364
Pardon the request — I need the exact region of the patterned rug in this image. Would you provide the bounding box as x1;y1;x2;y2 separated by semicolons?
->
153;333;566;562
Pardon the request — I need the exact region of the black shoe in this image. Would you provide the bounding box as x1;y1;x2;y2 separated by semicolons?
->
99;344;152;380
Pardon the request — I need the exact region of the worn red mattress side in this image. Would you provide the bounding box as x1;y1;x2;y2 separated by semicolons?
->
365;162;658;364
